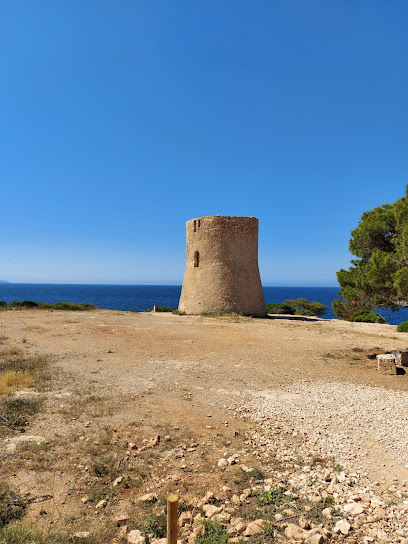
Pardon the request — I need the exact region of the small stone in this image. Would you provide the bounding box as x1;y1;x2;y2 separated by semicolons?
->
73;533;90;542
307;534;324;544
139;493;157;502
234;521;247;534
202;504;221;518
299;515;310;529
343;502;364;516
333;519;351;535
203;491;214;503
113;476;124;487
231;494;241;506
311;496;322;503
127;529;144;544
227;455;239;465
218;458;228;468
80;496;89;503
115;514;128;526
178;511;191;527
285;524;307;540
243;520;267;536
95;499;107;509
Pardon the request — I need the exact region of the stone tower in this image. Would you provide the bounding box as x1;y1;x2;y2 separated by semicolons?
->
178;216;266;317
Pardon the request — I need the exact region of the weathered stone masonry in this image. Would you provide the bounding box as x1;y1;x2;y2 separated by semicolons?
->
178;215;266;317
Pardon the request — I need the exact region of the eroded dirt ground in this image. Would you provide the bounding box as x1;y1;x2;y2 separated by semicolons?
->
1;309;408;542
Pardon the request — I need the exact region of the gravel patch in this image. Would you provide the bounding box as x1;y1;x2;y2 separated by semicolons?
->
241;380;408;469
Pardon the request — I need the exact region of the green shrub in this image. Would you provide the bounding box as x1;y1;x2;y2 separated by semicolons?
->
397;320;408;332
285;298;328;316
0;398;43;430
10;301;39;308
51;302;96;311
250;467;264;480
141;513;167;539
7;301;97;311
144;306;175;313
0;301;7;308
266;299;328;317
0;484;26;528
196;520;229;544
256;487;293;506
265;303;295;315
351;312;386;324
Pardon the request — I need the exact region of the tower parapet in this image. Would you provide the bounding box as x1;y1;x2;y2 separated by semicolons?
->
178;215;266;317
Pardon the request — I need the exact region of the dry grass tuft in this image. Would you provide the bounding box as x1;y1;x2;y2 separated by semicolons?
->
0;371;34;394
0;346;49;394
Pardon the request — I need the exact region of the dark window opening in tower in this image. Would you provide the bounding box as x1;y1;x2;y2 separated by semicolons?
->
194;221;196;232
198;219;201;228
194;251;199;267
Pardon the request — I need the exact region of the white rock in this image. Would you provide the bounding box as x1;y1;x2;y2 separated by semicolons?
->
333;519;351;535
217;458;228;467
113;476;124;487
127;529;144;544
322;507;332;518
284;523;307;540
343;502;364;516
307;534;324;544
73;533;91;542
227;455;239;465
138;492;157;502
202;504;221;518
243;519;267;536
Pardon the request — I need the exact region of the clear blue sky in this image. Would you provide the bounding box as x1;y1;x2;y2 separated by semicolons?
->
2;1;407;286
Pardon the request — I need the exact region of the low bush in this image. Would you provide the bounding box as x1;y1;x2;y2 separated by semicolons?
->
141;513;167;539
256;487;293;506
0;398;43;431
2;301;97;311
196;519;229;544
351;312;386;324
0;484;26;528
144;306;175;313
397;320;408;332
286;298;328;316
266;298;328;317
265;302;295;315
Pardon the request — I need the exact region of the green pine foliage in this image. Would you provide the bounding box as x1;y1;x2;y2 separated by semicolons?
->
333;187;408;320
351;312;386;324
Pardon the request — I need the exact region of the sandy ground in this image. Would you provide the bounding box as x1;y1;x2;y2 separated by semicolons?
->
1;308;408;539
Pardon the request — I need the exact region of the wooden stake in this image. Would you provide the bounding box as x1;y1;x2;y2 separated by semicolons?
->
167;493;178;544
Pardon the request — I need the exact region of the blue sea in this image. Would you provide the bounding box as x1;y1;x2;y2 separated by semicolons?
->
0;284;407;325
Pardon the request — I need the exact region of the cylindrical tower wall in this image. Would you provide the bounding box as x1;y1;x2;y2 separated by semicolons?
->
178;216;266;316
